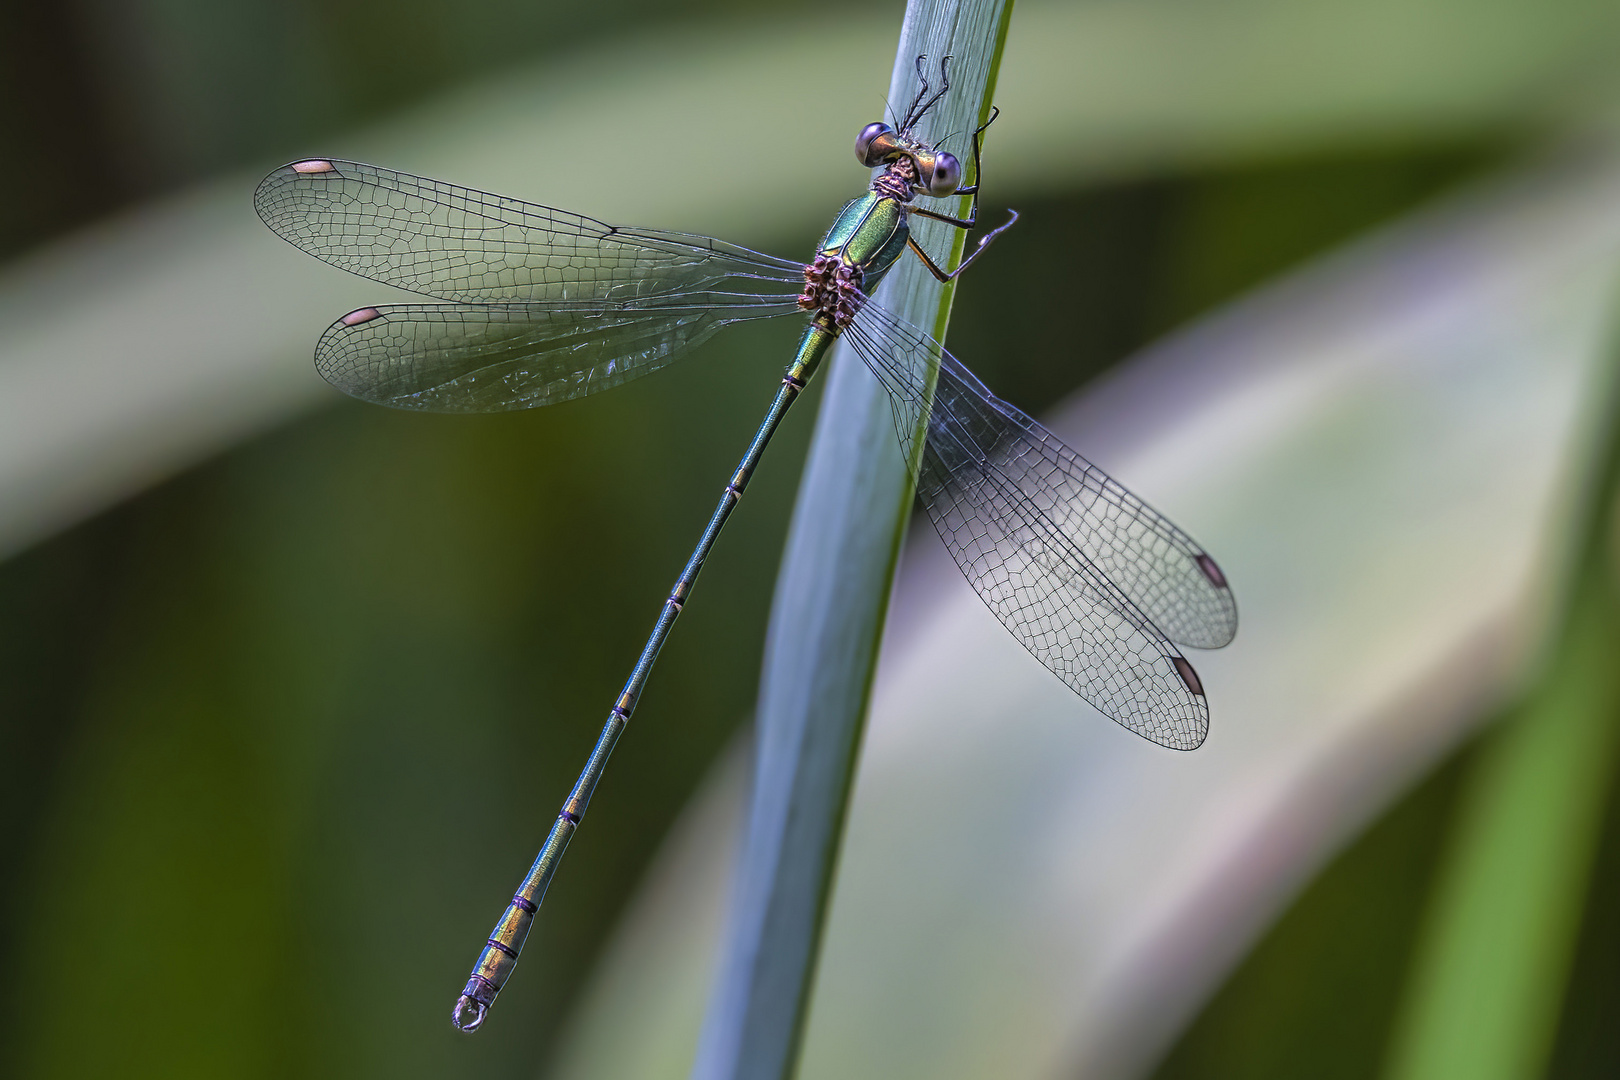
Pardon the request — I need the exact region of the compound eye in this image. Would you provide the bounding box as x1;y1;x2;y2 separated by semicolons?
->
924;151;962;197
856;122;897;167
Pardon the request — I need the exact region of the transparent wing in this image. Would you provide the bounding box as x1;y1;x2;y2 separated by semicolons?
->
844;304;1237;749
315;300;799;413
254;159;805;304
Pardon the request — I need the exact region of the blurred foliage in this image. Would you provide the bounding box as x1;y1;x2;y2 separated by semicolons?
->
1386;558;1620;1076
1150;463;1620;1080
1550;635;1620;1080
1149;741;1477;1080
0;0;874;256
5;0;1616;1077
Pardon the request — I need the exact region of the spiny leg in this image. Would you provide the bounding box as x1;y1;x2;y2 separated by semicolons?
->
906;209;1019;283
899;56;930;130
911;106;1001;229
912;55;953;129
900;54;954;132
907;108;1016;283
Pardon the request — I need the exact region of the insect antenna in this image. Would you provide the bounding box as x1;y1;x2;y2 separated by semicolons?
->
881;91;900;130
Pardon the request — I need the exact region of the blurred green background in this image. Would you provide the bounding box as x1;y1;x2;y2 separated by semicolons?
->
4;0;1620;1077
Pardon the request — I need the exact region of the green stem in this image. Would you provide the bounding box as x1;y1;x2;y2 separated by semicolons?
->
687;4;1015;1079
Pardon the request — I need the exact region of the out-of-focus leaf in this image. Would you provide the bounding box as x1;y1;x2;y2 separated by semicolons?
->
1383;586;1620;1080
547;141;1620;1079
1380;320;1620;1078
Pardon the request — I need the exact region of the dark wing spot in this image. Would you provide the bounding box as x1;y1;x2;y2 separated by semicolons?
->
1172;656;1204;697
1195;553;1228;589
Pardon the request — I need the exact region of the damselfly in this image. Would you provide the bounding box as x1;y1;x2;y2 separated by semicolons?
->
254;58;1237;1033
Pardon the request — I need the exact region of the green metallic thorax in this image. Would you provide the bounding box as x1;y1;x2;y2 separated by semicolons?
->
820;193;909;289
786;193;911;386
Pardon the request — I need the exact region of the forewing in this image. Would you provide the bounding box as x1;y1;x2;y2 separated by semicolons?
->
849;304;1237;649
317;301;791;412
845;305;1234;748
254;159;804;304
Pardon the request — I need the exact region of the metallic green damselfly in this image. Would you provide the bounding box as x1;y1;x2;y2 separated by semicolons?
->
255;59;1237;1033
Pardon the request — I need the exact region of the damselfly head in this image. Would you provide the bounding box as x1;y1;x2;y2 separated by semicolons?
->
856;123;963;197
